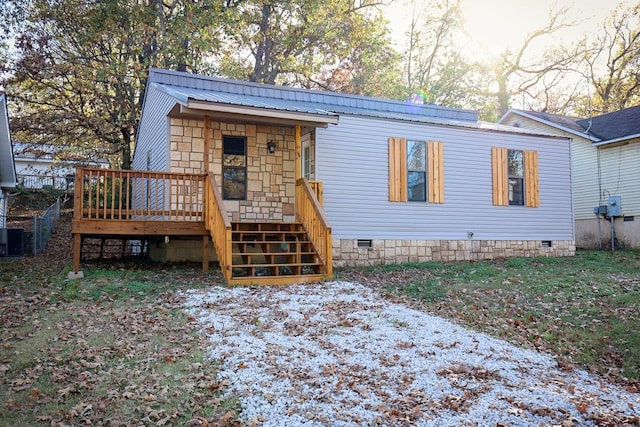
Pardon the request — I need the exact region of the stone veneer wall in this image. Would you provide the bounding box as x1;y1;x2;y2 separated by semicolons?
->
169;118;296;222
333;239;576;267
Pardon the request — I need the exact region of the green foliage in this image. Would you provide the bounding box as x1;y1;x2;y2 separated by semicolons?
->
2;0;235;169
217;0;404;98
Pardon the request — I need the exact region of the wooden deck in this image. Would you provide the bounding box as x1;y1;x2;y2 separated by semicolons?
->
71;168;331;285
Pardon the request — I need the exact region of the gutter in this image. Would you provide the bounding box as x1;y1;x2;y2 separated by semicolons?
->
592;133;640;147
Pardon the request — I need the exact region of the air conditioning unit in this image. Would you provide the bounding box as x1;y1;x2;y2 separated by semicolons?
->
0;228;25;258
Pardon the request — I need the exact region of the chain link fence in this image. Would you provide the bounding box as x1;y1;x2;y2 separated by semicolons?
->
32;198;61;256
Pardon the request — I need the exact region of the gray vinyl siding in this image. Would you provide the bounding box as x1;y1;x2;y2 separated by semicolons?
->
597;141;640;216
316;116;574;241
133;85;175;172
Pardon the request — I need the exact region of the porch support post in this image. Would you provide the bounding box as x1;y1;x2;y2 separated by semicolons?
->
295;124;301;180
67;233;85;279
202;235;209;272
204;116;211;173
73;234;81;272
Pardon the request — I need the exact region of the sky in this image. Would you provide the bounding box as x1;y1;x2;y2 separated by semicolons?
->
385;0;636;59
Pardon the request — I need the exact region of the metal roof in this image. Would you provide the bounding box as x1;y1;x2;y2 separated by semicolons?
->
148;68;567;137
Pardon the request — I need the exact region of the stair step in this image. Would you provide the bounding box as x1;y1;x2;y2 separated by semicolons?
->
228;221;326;282
232;222;304;231
233;262;322;268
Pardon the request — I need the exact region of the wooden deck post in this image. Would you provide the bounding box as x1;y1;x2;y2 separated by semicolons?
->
72;234;82;272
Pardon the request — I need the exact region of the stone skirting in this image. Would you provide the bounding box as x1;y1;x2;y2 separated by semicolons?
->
333;239;576;267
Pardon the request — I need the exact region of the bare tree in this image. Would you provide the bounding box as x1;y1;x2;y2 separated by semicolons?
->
580;3;640;114
482;5;582;119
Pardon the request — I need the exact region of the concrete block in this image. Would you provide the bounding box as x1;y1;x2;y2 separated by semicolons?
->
67;271;84;280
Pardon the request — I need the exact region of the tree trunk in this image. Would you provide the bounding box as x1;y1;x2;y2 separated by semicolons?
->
120;127;132;170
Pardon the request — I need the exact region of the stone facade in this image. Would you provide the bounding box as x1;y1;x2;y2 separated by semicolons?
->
169;118;300;222
333;239;576;267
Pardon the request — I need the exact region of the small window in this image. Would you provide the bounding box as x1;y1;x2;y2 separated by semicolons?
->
541;240;552;248
223;136;246;200
507;149;524;206
303;145;311;180
407;140;426;202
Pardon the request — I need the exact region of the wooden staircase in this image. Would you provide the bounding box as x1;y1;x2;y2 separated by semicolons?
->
229;222;328;284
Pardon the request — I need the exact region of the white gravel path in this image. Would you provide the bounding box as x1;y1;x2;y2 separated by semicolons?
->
183;281;640;426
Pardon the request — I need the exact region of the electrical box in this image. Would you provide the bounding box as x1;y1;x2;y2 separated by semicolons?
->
593;205;608;215
608;196;622;217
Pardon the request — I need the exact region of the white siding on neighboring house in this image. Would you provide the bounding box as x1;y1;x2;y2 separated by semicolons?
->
597;141;640;216
317;115;574;241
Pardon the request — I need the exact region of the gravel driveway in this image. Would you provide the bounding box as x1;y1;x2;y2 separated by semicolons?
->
184;281;640;426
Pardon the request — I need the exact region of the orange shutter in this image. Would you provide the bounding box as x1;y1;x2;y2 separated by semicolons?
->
427;141;444;203
525;150;539;207
388;137;407;202
492;147;508;206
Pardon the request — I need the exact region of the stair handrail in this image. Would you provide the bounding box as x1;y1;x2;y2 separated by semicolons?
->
205;172;233;281
295;178;332;278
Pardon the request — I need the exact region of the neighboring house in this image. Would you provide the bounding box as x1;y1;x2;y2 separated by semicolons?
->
71;68;575;284
499;107;640;249
13;142;110;190
0;92;18;229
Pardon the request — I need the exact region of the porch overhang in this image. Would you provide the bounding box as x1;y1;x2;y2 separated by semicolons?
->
177;101;339;128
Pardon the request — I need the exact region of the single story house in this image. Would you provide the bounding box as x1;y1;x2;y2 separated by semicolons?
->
14;142;110;190
499;106;640;249
70;68;575;285
0;92;18;230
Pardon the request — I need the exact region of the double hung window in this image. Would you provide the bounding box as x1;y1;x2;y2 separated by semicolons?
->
388;137;444;203
492;147;539;207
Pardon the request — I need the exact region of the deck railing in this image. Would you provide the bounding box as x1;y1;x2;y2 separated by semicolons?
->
74;168;206;221
204;172;232;281
309;180;323;206
295;178;332;277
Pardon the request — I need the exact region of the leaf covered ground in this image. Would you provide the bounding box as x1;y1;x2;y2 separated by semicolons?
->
1;209;639;425
338;252;640;394
0;211;240;426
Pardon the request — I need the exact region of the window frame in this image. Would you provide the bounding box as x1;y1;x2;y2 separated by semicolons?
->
507;149;525;206
407;140;427;202
389;137;444;204
492;147;539;208
222;135;247;200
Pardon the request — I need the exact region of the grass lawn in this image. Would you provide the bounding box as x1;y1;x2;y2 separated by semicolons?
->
339;250;640;392
2;213;639;425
